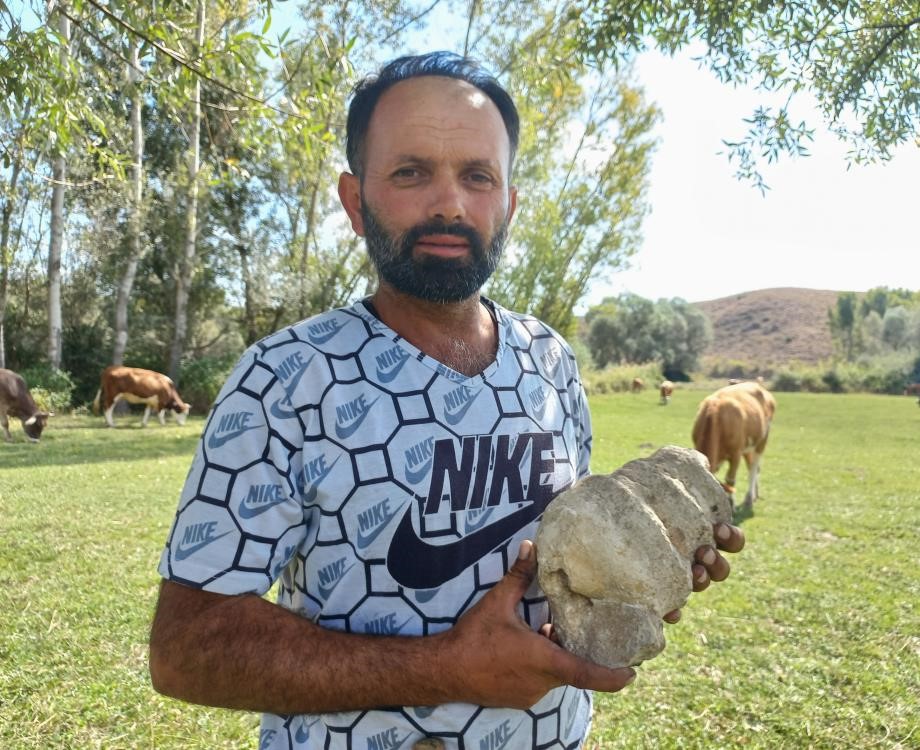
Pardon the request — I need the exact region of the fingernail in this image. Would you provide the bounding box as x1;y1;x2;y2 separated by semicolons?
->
702;548;716;565
518;540;532;561
716;524;731;541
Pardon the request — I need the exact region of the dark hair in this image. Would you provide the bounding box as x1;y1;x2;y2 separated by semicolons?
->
345;51;519;176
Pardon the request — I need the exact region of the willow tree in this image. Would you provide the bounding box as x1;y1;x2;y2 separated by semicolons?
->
573;1;920;187
460;2;659;337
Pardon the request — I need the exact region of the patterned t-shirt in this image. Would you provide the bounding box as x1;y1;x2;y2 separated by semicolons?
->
158;297;594;750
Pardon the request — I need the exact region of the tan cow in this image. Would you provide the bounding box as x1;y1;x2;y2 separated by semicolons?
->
691;381;777;511
659;380;674;405
93;366;191;427
631;377;645;394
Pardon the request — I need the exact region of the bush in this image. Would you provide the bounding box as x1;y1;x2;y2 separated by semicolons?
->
178;354;238;413
18;365;76;413
768;355;914;395
581;362;664;396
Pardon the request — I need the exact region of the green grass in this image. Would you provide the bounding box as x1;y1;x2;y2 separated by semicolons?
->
587;390;920;749
2;394;918;748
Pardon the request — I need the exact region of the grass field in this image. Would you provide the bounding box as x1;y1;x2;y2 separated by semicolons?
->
1;392;918;749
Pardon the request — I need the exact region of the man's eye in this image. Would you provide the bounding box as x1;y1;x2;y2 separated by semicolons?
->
468;172;495;184
393;168;419;179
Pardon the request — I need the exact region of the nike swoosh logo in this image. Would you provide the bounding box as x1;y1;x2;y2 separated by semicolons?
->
238;493;287;519
386;486;560;589
294;718;319;743
464;507;495;534
308;320;348;345
317;562;355;601
175;530;232;561
413;706;436;719
404;457;432;485
545;351;562;379
269;355;315;419
356;502;405;550
334;397;379;439
443;389;479;426
207;423;263;450
376;353;410;383
302;456;340;503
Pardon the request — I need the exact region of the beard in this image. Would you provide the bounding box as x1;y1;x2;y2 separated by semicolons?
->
361;202;508;304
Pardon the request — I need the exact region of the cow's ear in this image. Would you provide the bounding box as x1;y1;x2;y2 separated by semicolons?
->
44;412;53;418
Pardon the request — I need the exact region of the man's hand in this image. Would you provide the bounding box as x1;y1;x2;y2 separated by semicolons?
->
438;540;636;709
692;522;745;591
663;522;746;624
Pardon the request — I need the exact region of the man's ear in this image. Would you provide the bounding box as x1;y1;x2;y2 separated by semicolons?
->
507;185;518;224
338;172;365;236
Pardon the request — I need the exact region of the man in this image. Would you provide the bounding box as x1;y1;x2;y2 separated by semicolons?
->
149;52;744;749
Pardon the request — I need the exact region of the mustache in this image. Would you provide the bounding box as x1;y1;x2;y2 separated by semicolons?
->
399;221;484;258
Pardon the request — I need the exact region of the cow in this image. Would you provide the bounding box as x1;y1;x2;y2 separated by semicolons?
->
659;380;674;405
904;382;920;406
692;381;777;512
0;368;50;442
631;377;645;394
93;366;191;427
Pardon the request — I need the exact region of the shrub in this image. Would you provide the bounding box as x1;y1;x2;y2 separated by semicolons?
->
178;354;238;413
581;362;663;396
18;365;76;413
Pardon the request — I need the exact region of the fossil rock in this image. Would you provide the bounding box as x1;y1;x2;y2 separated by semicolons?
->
535;445;733;668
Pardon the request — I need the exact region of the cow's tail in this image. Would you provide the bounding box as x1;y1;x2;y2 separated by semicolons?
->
692;401;721;475
92;389;101;415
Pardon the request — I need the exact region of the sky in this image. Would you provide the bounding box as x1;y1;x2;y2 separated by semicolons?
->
596;50;920;305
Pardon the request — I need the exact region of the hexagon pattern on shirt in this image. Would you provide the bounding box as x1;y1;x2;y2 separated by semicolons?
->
159;298;594;750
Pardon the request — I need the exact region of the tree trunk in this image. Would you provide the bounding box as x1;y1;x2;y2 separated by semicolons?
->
46;12;70;370
168;0;205;383
112;41;145;366
238;240;258;345
0;157;23;369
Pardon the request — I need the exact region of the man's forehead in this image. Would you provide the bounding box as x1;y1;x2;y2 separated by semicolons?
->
380;75;491;108
366;76;510;159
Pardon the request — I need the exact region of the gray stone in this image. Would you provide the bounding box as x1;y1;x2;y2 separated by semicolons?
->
535;446;733;668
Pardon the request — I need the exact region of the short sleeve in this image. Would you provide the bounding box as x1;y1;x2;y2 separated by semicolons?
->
158;350;308;595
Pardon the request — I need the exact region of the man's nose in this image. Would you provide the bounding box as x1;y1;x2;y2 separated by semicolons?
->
426;174;465;223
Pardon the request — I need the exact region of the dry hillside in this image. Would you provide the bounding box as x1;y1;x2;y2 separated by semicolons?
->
693;287;840;366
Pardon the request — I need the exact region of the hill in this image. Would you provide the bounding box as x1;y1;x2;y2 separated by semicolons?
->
693;287;840;366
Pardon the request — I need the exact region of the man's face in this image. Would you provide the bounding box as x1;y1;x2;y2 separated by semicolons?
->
339;76;517;303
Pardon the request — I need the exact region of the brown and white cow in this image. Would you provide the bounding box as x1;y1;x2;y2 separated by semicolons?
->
93;366;191;427
692;381;777;512
0;368;50;442
631;377;645;394
659;380;674;405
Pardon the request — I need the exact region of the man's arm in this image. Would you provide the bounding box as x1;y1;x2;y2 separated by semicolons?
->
149;540;636;714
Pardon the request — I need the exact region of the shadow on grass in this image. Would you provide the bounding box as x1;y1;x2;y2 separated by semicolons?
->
1;416;203;469
732;502;755;525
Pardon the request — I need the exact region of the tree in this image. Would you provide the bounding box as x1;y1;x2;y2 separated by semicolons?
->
459;2;658;337
829;291;858;360
585;293;711;375
572;1;920;187
46;5;72;370
882;306;909;351
111;32;146;366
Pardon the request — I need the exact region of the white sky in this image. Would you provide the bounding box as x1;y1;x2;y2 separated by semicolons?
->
591;49;920;305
